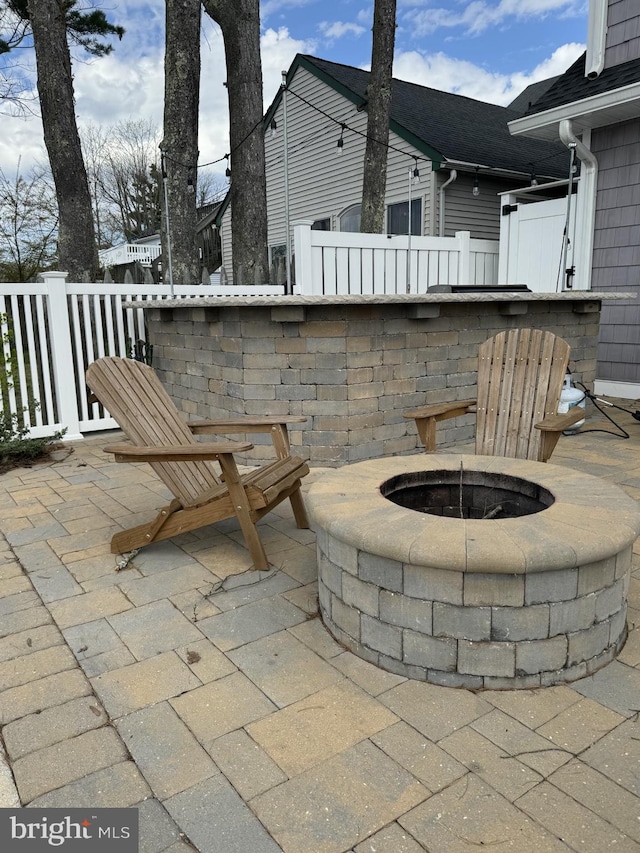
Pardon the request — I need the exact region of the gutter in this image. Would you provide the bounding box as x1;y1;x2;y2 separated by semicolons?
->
508;79;640;140
559;119;598;291
438;170;457;237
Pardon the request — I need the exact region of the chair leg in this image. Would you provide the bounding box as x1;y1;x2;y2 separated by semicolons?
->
415;417;437;451
290;486;309;529
217;452;271;571
110;500;181;554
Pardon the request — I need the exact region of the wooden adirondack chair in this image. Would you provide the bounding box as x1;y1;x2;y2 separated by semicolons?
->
404;328;584;462
85;356;310;571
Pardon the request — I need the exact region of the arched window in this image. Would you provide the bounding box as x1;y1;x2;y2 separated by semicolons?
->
339;204;361;232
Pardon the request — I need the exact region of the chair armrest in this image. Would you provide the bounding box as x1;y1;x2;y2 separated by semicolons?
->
188;416;307;435
403;400;477;421
534;408;584;432
103;441;253;463
404;400;477;452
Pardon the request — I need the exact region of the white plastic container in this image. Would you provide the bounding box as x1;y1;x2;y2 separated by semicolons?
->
558;374;586;431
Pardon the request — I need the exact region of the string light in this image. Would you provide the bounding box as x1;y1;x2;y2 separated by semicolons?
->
270;120;277;138
472;166;480;197
529;163;538;186
162;80;571;185
412;158;420;185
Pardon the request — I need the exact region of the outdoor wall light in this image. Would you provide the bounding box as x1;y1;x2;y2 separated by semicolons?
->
472;167;480;197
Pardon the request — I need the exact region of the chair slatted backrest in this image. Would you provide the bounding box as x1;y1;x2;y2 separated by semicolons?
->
86;357;221;505
475;329;570;461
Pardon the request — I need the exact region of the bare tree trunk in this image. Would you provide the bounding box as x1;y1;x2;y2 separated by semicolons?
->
202;0;269;284
360;0;397;234
27;0;98;280
162;0;200;285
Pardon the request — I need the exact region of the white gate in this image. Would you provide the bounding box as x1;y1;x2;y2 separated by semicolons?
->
498;193;577;292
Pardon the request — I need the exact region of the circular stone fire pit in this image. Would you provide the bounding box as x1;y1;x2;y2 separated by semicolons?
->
306;454;640;689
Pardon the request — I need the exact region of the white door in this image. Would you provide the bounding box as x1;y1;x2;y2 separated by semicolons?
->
501;195;577;292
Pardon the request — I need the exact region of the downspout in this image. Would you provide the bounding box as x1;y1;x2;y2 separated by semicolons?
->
559;119;598;290
438;169;457;237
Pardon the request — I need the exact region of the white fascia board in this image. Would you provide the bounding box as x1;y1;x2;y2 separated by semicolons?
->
508;80;640;138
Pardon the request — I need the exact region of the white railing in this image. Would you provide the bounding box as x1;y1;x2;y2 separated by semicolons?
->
0;274;231;440
293;220;499;294
98;243;162;268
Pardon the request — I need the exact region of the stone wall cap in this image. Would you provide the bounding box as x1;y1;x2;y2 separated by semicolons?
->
306;454;640;574
128;291;632;309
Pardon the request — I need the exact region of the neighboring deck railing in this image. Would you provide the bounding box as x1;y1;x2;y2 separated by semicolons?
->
98;243;162;268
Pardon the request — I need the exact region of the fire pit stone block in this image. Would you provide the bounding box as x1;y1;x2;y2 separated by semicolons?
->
306;454;640;689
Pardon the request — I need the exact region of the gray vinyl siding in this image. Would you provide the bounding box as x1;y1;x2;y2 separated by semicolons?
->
438;172;527;240
591;117;640;383
220;66;436;278
265;66;434;248
605;0;640;68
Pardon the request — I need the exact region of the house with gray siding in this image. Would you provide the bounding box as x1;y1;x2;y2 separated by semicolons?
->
509;0;640;398
216;54;569;283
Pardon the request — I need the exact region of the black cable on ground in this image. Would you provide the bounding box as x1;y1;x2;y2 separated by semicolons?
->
568;381;631;439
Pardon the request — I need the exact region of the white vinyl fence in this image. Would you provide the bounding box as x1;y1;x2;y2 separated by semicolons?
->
0;273;266;441
293;221;499;295
1;227;499;441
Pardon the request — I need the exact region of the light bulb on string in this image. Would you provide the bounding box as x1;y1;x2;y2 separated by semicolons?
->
336;124;346;156
472;167;480;197
412;159;420;185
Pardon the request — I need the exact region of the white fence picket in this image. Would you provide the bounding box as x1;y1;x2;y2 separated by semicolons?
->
292;221;499;294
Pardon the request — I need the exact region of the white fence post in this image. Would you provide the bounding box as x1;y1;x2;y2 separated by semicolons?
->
293;220;315;294
42;271;83;441
498;194;516;285
455;231;471;285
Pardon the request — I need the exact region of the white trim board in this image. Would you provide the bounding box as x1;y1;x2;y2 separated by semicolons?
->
593;379;640;401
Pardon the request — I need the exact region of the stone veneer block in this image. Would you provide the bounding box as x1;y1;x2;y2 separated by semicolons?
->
307;454;640;688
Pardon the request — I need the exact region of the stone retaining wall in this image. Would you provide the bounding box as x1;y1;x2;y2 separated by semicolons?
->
317;533;631;689
144;295;601;466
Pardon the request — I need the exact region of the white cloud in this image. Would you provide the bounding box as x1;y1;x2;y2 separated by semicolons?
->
403;0;583;37
392;41;584;105
0;18;313;182
319;21;367;39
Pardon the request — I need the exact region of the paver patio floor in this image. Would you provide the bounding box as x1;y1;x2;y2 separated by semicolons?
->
0;402;639;852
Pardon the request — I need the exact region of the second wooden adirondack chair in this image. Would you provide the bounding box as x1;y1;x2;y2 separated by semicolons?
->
86;356;310;571
404;328;584;462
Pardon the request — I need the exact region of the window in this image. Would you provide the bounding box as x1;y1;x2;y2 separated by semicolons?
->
339;204;361;232
270;243;287;282
311;218;331;231
387;198;422;236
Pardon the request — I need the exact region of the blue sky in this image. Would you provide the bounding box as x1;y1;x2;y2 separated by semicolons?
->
0;0;589;181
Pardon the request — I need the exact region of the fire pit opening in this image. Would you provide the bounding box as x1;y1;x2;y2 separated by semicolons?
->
381;469;555;520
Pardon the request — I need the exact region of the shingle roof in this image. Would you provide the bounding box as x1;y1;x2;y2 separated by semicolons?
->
300;55;570;178
508;77;561;116
524;51;640;115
